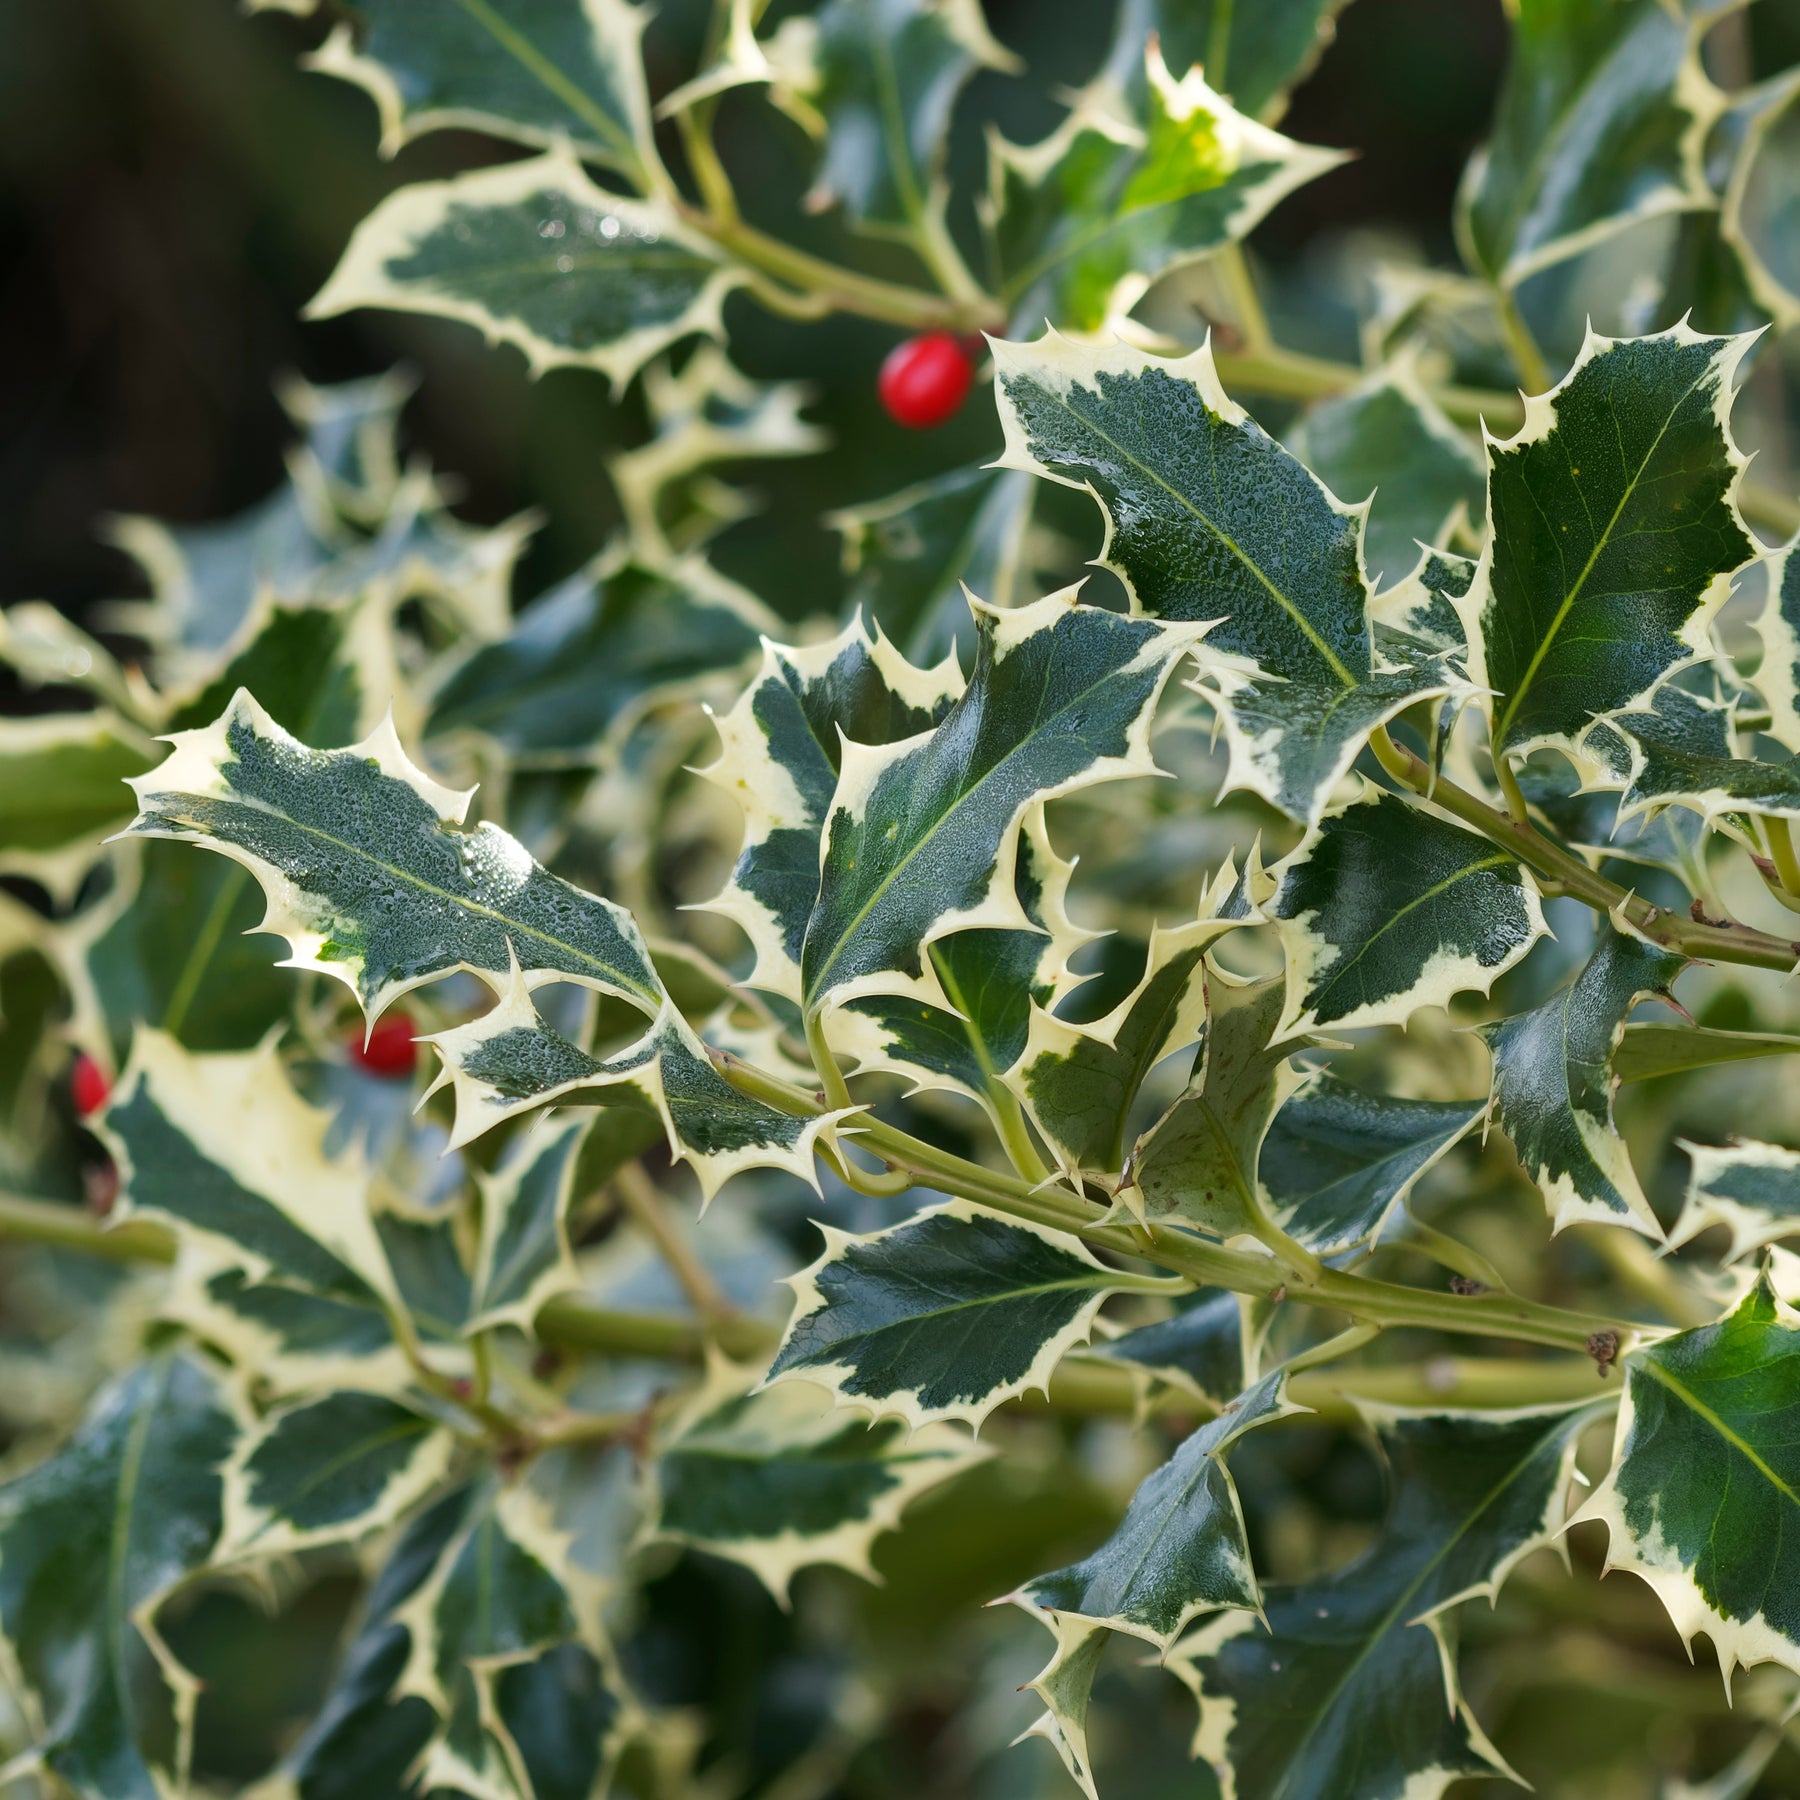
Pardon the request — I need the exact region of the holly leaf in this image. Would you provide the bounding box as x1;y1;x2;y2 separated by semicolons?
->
308;0;655;177
829;464;1035;659
1170;1402;1597;1800
1013;1613;1109;1800
773;0;1016;232
1577;1271;1800;1683
219;1390;457;1561
1095;1287;1247;1406
1260;1074;1486;1256
1667;1142;1800;1263
1719;65;1800;338
766;1201;1171;1431
1289;358;1485;589
1752;534;1800;754
1112;0;1348;122
1604;681;1800;825
425;548;772;763
308;149;742;386
1614;1021;1800;1085
466;1113;590;1332
641;1356;986;1603
1125;973;1310;1235
992;333;1462;823
1482;923;1687;1235
1369;546;1475;660
1458;0;1726;287
0;1351;239;1800
986;45;1342;335
1270;788;1546;1034
98;1030;401;1309
0;711;155;906
703;615;961;1003
801;591;1201;1014
1018;1370;1301;1646
1465;326;1756;761
1013;891;1243;1180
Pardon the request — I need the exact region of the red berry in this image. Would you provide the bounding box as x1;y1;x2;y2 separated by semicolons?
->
350;1012;418;1078
878;332;975;429
71;1052;111;1118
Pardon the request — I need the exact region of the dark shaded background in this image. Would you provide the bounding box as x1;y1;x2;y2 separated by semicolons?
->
0;0;1514;635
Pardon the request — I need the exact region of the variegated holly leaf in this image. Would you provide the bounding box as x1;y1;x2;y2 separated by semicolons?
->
0;598;143;717
1260;1074;1486;1256
1014;1611;1109;1800
1126;973;1310;1235
829;464;1034;659
1170;1402;1597;1800
1667;1142;1800;1263
307;0;654;176
1095;1287;1247;1405
1614;1021;1800;1086
1719;64;1800;336
466;1113;590;1332
1289;358;1485;589
1012;900;1242;1181
704;615;961;1002
1270;789;1546;1035
1019;1370;1299;1647
802;592;1201;1013
985;45;1342;336
125;690;665;1021
422;966;833;1193
219;1390;457;1561
992;334;1462;823
1458;0;1726;288
1482;923;1687;1236
1577;1271;1800;1682
0;711;155;905
426;548;771;762
832;807;1091;1122
308;149;742;386
1111;0;1347;121
0;1351;239;1800
770;0;1015;232
1464;326;1756;762
609;345;825;559
1604;681;1800;825
766;1201;1173;1430
1369;546;1475;660
642;1356;987;1603
482;1641;630;1800
1753;535;1800;754
98;1030;402;1309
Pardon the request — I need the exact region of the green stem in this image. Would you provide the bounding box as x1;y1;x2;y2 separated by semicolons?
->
1370;730;1800;973
1280;1321;1380;1376
1404;1220;1510;1294
1215;243;1273;353
1771;818;1800;900
1493;284;1552;393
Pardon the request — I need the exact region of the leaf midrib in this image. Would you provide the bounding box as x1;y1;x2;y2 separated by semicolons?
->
1636;1354;1800;1507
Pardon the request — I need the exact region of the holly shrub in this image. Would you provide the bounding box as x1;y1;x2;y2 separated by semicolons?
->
5;1;1800;1796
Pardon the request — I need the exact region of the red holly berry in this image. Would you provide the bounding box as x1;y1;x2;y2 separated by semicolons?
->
877;331;976;428
71;1051;111;1118
350;1012;418;1078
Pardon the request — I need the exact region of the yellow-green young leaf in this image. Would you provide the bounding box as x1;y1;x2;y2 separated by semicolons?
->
1603;681;1800;826
1457;0;1728;288
1751;535;1800;755
1463;325;1757;762
984;45;1342;336
1170;1402;1599;1800
1018;1370;1301;1648
219;1390;457;1561
307;0;655;176
1576;1272;1800;1684
767;1201;1170;1431
308;150;742;387
1288;355;1485;590
0;1351;240;1800
640;1356;987;1603
703;615;962;1003
1719;64;1800;336
1667;1142;1800;1264
422;961;836;1196
1482;924;1687;1237
0;711;156;905
97;1030;402;1309
801;591;1202;1015
1270;788;1546;1035
466;1113;590;1332
992;333;1464;824
770;0;1016;232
